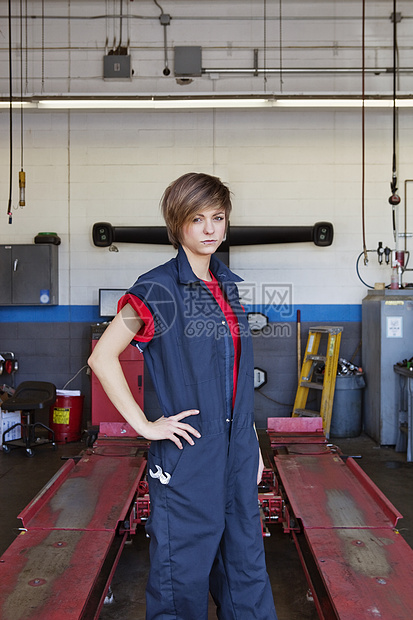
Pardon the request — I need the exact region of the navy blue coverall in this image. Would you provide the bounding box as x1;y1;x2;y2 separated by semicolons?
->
119;245;277;620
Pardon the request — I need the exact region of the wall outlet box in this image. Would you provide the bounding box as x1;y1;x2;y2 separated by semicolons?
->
103;55;132;80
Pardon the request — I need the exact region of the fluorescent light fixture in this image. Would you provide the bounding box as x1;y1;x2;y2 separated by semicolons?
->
37;98;272;110
275;99;412;108
2;97;413;110
275;99;364;108
0;101;35;108
37;98;413;110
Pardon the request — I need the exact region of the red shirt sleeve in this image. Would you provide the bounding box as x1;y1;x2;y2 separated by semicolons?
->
117;293;155;345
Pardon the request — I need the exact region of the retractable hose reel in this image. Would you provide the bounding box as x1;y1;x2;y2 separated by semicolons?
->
388;5;405;288
357;3;410;290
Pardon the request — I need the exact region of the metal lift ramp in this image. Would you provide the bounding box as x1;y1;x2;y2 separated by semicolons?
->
267;417;413;620
0;440;147;620
292;326;342;436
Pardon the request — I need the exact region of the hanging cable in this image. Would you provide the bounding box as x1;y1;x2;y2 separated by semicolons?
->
68;0;71;91
126;0;130;53
25;0;28;91
41;0;45;92
19;0;26;208
7;0;13;224
391;2;398;197
279;0;283;92
119;0;123;50
361;0;367;263
153;0;164;14
356;251;379;289
112;0;116;49
388;0;401;243
263;0;267;91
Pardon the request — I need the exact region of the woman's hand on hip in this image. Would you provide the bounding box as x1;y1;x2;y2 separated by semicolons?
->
144;409;201;449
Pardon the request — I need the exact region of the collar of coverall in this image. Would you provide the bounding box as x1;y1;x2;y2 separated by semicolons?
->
176;244;243;285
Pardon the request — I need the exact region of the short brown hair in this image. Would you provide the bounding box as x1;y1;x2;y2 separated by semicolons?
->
161;172;232;249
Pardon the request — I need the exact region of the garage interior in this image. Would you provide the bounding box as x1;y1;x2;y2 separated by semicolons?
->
1;1;413;618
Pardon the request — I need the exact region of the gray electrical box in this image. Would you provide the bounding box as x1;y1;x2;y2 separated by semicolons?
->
362;289;413;445
0;244;58;306
174;46;202;77
103;54;132;80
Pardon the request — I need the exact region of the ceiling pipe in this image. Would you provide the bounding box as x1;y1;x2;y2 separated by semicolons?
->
202;67;409;75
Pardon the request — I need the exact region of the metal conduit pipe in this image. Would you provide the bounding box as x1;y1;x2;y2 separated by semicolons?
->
1;13;412;22
202;67;411;75
404;180;413;254
2;62;409;76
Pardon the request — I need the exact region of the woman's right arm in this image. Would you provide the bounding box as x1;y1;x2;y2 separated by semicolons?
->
87;303;200;449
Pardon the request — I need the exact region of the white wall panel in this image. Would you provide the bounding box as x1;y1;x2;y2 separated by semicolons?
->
1;1;412;96
0;2;412;310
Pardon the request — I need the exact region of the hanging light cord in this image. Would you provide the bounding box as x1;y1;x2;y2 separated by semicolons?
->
25;0;28;91
20;0;24;171
41;0;45;91
7;0;13;224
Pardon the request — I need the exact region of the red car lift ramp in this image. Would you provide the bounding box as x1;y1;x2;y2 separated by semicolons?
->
0;437;147;620
1;417;413;619
267;417;413;620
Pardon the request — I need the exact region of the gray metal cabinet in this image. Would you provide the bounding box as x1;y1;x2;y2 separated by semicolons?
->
362;289;413;445
0;244;58;305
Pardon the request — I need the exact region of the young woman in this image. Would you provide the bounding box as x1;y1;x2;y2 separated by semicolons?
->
88;172;277;620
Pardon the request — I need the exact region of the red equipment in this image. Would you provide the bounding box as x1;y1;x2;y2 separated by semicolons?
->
260;417;413;619
0;436;149;620
1;414;413;619
90;338;144;436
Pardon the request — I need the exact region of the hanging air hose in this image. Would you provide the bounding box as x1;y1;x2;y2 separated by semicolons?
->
361;0;367;264
388;0;401;239
359;2;407;289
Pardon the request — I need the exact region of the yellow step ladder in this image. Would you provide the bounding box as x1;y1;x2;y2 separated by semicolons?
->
292;326;343;436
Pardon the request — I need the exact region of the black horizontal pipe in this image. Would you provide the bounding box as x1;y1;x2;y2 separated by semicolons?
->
93;222;333;248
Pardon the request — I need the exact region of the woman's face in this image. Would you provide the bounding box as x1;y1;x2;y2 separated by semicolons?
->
180;207;227;258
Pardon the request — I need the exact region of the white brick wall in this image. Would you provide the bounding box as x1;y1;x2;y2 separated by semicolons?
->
0;1;412;309
1;104;407;306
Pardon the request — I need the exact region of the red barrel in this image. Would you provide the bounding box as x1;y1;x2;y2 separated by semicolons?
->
49;394;84;443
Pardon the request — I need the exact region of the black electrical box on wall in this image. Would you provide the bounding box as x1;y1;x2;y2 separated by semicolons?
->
0;244;58;306
174;46;202;77
103;54;132;80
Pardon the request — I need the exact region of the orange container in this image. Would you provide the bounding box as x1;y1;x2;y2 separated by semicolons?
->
49;394;84;443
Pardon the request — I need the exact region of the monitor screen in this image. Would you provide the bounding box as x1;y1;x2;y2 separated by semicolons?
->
99;289;126;318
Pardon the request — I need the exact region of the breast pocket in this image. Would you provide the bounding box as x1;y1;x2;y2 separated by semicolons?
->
178;336;220;386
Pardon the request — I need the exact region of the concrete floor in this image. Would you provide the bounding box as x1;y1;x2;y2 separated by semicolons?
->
1;432;413;620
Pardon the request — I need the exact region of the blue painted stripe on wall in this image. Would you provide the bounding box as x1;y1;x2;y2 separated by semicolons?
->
0;304;362;323
0;306;101;323
244;304;362;322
